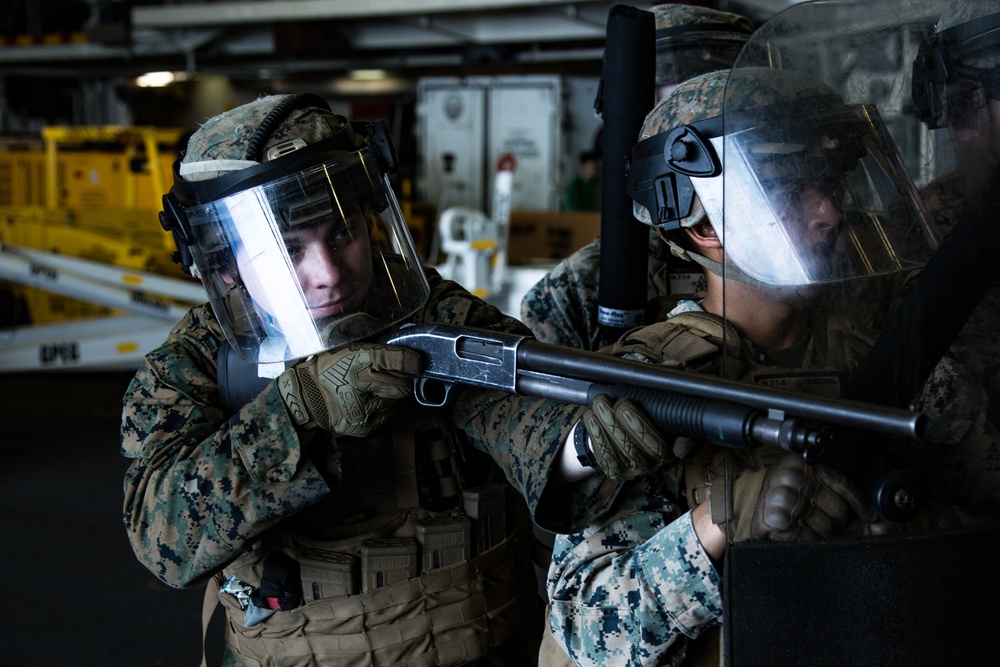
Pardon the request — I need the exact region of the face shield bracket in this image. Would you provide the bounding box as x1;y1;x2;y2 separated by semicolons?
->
355;120;398;175
159;192;197;275
912;37;951;129
627;124;721;230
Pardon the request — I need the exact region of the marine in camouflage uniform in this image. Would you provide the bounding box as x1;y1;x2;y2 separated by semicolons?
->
547;301;874;666
526;7;754;664
120;94;649;667
908;0;1000;518
520;3;751;349
121;271;611;582
546;64;949;665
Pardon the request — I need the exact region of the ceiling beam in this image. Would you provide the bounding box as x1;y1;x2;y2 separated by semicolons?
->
133;0;613;28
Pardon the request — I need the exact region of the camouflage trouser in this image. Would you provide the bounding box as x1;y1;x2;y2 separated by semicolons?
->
537;604;723;667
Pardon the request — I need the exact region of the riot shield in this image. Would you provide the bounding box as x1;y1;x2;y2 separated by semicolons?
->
714;1;1000;665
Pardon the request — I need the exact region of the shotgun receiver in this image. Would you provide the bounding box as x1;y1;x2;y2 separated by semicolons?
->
381;322;927;459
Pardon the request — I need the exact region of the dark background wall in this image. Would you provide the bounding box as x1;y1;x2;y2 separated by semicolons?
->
0;371;223;667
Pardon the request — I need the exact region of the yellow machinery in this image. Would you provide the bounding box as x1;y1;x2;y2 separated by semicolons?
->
0;126;207;371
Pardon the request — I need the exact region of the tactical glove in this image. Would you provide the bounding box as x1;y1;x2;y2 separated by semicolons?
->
708;451;874;542
277;343;422;437
582;394;672;480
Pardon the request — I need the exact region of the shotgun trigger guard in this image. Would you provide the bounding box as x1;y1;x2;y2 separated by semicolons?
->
412;377;454;407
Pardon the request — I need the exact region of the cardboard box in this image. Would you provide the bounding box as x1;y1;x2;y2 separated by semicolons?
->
506;211;601;264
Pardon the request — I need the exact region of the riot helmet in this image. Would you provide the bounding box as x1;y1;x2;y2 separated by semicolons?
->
652;3;754;100
913;0;1000;129
160;94;429;364
627;67;940;288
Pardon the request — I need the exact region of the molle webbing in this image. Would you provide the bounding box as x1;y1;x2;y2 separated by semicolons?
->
660;329;722;368
216;407;535;666
315;410;462;529
218;524;536;667
640;311;751;379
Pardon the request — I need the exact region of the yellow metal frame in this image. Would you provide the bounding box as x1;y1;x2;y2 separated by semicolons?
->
1;125;185;325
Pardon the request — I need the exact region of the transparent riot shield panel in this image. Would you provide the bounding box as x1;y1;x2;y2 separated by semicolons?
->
706;0;954;546
712;4;1000;663
733;0;953;187
709;0;1000;596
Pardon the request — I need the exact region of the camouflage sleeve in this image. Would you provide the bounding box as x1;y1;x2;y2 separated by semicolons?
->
120;304;329;587
520;229;675;349
520;238;604;349
547;474;722;666
916;348;1000;519
416;268;622;532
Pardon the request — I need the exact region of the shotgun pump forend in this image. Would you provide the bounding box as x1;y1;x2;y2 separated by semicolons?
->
380;323;926;452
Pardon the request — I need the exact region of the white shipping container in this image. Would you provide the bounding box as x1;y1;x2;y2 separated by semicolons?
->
416;80;488;212
417;75;600;214
486;77;561;212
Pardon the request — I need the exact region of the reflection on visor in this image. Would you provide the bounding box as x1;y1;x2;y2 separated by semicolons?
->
276;162;373;229
742;106;867;177
224;188;325;357
282;190;339;230
692;104;938;287
944;15;1000;73
181;155;430;363
914;12;1000;128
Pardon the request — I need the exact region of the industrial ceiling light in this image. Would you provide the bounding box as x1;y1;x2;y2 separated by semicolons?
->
349;69;388;81
135;71;176;87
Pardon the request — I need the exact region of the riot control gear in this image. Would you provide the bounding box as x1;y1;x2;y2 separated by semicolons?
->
627;67;940;287
159;94;429;364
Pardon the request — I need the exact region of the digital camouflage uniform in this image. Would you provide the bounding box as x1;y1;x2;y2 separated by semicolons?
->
520;228;705;349
914;168;1000;517
920;169;966;237
521;60;825;351
121;268;616;577
528;7;752;662
546;300;877;666
120;94;625;666
122;268;624;664
652;4;754;97
541;56;970;665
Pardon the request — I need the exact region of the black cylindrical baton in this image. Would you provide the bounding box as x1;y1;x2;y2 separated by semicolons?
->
597;5;656;346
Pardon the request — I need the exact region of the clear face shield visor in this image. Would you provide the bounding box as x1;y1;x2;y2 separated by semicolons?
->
182;148;428;364
703;103;940;286
630;102;940;287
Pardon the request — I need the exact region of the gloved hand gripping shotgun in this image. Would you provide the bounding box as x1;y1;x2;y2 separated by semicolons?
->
381;323;927;513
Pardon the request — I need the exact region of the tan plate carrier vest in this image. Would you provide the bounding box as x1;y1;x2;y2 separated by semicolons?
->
212;409;538;667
